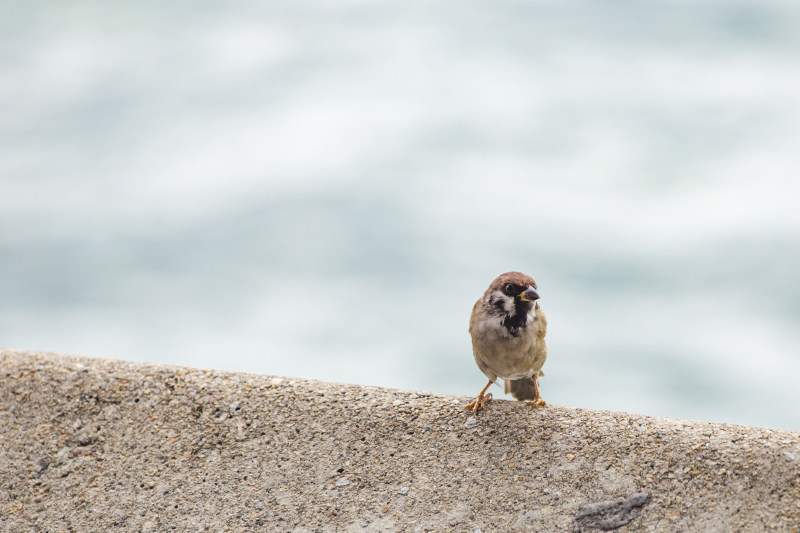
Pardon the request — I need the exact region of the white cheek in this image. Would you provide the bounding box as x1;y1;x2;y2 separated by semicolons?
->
491;290;514;313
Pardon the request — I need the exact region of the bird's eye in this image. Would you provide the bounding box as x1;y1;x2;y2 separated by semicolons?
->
503;284;515;295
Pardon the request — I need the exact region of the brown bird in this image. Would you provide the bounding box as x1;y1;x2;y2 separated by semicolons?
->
466;271;548;414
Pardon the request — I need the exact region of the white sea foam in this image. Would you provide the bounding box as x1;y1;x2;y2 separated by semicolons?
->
1;0;799;430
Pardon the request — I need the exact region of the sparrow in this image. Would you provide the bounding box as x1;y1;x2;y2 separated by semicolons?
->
466;271;548;414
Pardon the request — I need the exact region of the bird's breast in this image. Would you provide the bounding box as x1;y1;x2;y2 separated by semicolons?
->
469;305;547;381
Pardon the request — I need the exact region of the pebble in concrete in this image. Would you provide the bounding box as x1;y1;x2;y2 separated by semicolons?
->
574;492;652;532
2;348;800;532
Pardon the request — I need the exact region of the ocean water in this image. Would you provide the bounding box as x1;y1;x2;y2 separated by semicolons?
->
2;0;800;430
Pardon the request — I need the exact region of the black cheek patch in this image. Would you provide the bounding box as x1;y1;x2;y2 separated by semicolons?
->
491;297;506;311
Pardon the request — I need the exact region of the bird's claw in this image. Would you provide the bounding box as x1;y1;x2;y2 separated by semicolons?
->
465;392;493;415
527;397;547;408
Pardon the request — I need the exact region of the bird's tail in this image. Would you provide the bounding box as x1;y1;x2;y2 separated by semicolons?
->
504;372;544;401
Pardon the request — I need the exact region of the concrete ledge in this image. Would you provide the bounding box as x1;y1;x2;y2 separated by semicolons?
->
1;348;799;532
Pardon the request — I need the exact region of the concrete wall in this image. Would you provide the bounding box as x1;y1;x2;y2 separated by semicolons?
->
1;348;799;532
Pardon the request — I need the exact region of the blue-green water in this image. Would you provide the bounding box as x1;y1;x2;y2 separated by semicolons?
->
2;0;800;430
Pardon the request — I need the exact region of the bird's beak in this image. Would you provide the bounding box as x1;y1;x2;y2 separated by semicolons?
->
519;286;540;302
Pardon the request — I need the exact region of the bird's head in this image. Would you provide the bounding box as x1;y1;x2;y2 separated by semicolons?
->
485;271;540;316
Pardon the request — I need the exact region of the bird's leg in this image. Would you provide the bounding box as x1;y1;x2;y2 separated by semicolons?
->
465;380;494;415
527;375;546;408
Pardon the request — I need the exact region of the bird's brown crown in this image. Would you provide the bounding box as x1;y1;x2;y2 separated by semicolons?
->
485;271;537;297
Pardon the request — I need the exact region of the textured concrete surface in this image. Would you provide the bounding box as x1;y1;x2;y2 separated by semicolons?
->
2;348;799;532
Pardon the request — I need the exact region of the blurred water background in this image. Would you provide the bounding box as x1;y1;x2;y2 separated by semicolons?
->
2;0;799;430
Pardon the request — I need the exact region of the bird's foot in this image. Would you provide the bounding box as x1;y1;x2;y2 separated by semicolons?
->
465;392;493;415
527;397;547;408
